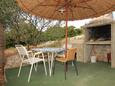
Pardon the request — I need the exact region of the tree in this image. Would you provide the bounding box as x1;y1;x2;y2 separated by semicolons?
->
75;28;83;35
0;0;20;84
0;0;20;26
67;26;76;37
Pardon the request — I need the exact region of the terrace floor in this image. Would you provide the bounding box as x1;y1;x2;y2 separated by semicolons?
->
5;62;115;86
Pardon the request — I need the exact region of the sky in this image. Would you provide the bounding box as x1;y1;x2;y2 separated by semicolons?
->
68;19;91;28
68;12;115;28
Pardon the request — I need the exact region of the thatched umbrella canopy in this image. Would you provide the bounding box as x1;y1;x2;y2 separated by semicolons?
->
16;0;115;20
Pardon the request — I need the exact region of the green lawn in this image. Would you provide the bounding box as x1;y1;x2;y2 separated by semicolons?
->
5;62;115;86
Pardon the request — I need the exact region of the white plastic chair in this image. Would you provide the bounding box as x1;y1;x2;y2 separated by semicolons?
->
15;45;47;82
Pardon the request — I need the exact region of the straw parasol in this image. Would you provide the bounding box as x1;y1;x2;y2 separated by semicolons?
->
16;0;115;20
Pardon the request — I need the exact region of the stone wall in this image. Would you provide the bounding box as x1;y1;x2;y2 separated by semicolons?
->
5;55;21;69
91;45;111;62
68;35;85;62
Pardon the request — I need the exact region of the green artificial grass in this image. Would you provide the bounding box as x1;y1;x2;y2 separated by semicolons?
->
5;62;115;86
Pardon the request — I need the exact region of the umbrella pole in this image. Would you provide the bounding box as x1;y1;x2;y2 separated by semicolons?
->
64;5;68;80
65;16;68;52
65;6;68;56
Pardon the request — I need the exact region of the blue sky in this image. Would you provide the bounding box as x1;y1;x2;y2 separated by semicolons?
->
68;12;115;28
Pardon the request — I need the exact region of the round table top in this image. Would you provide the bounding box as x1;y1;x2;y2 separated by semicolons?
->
32;47;65;53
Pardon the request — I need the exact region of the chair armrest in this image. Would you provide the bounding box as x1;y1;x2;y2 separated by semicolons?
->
56;54;65;58
57;54;65;57
34;52;43;57
28;50;33;53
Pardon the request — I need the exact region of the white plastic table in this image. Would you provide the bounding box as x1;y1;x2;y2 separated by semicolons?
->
32;48;65;76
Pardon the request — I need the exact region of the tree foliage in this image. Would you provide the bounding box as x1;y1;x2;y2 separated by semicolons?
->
5;21;39;47
43;26;65;41
0;0;20;26
41;26;83;42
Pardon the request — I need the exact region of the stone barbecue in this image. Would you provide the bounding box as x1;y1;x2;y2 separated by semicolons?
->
83;18;115;68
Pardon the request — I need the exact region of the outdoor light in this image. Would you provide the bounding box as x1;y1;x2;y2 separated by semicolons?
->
58;7;66;14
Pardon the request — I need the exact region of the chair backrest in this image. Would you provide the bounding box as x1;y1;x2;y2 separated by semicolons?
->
15;45;29;59
66;48;77;61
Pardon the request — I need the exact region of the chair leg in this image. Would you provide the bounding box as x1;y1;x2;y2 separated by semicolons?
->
28;64;34;82
43;61;47;76
4;68;7;83
18;62;23;77
64;62;67;80
48;52;51;75
73;60;78;75
50;53;54;76
34;63;38;72
66;62;68;72
52;59;56;75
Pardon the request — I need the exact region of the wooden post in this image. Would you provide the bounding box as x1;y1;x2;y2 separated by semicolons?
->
111;22;115;68
84;27;92;62
0;23;5;86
